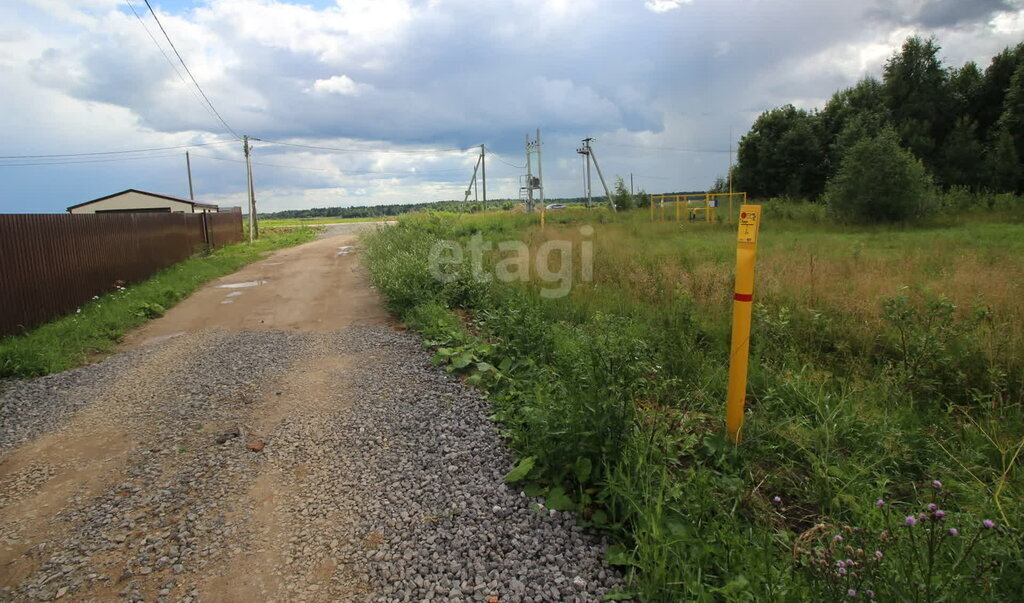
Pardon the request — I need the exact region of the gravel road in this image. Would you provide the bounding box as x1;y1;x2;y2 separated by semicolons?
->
0;231;622;602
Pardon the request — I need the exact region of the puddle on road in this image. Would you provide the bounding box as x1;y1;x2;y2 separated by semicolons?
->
336;246;355;257
220;299;234;305
216;280;269;289
225;291;244;298
262;262;284;266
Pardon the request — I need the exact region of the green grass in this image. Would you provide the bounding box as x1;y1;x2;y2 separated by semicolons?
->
0;228;316;379
257;216;389;228
362;200;1024;601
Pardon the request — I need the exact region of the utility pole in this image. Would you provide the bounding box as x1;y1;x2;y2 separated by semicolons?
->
630;173;634;195
525;133;534;212
589;139;610;211
728;126;734;196
243;135;258;243
186;151;195;200
577;138;593;209
463;147;484;206
536;128;544;209
481;144;487;210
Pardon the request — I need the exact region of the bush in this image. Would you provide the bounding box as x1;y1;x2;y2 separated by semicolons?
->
826;129;934;223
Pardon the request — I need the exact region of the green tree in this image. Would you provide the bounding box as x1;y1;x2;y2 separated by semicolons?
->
941;116;986;188
734;104;827;199
883;36;952;169
976;42;1024;140
820;77;891;172
987;128;1020;191
612;176;636;210
825;128;933;223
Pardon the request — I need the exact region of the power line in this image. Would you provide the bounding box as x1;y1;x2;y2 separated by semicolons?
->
141;0;241;140
124;0;227;134
616;142;729;154
192;152;468;175
0;152;184;167
492;156;526;169
259;139;473;155
0;140;234;160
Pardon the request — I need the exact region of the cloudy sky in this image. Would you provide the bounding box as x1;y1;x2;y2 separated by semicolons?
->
1;0;1022;213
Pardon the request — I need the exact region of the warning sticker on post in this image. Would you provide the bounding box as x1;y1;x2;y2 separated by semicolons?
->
737;205;761;244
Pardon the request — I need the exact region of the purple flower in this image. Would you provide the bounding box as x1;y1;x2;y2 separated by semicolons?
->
866;590;876;599
983;519;995;529
834;535;843;542
905;515;917;526
874;550;883;559
773;496;782;503
932;480;942;489
875;499;885;507
928;503;937;511
848;589;857;597
918;513;928;522
934;510;945;520
836;560;845;568
948;528;959;536
838;567;847;576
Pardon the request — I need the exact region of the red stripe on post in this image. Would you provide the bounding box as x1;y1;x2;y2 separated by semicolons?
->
734;293;753;302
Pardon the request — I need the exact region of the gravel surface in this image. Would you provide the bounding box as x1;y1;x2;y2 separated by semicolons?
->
0;326;622;602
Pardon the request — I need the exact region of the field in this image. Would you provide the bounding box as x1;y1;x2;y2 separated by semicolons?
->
361;200;1024;600
256;216;390;228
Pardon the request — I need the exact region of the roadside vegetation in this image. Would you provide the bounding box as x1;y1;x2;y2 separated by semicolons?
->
0;228;315;379
361;194;1023;600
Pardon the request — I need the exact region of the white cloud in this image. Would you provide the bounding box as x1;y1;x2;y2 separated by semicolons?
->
308;75;373;96
1;0;1023;212
644;0;689;13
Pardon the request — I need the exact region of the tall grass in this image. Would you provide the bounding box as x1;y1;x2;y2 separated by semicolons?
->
362;203;1023;600
0;228;316;379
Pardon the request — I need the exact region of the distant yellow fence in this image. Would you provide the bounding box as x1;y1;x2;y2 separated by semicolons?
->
649;192;748;223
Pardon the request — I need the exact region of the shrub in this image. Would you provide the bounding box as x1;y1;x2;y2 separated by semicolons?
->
826;129;934;223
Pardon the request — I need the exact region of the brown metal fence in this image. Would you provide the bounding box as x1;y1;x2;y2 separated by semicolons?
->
0;211;242;337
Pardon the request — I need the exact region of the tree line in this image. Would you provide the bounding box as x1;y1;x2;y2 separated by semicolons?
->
732;37;1024;205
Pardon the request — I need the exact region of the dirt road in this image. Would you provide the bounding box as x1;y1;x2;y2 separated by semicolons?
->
0;225;620;602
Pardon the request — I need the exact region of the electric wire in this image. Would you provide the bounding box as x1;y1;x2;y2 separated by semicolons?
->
0;153;185;167
259;139;473;155
492;156;526;169
191;152;468;175
0;140;235;160
141;0;241;139
124;0;229;137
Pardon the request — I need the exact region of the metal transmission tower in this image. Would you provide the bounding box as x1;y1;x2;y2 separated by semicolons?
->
462;144;487;209
575;137;616;211
520;129;544;212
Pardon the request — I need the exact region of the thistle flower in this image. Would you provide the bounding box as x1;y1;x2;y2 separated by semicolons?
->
918;513;927;522
875;499;885;507
928;503;937;511
874;550;883;559
948;528;959;536
834;534;843;542
838;567;847;576
836;560;845;568
773;496;782;504
865;590;875;599
982;519;995;529
848;589;857;597
934;510;945;520
905;516;917;526
932;480;942;489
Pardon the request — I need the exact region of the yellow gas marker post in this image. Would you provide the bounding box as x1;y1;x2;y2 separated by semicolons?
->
726;205;762;443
